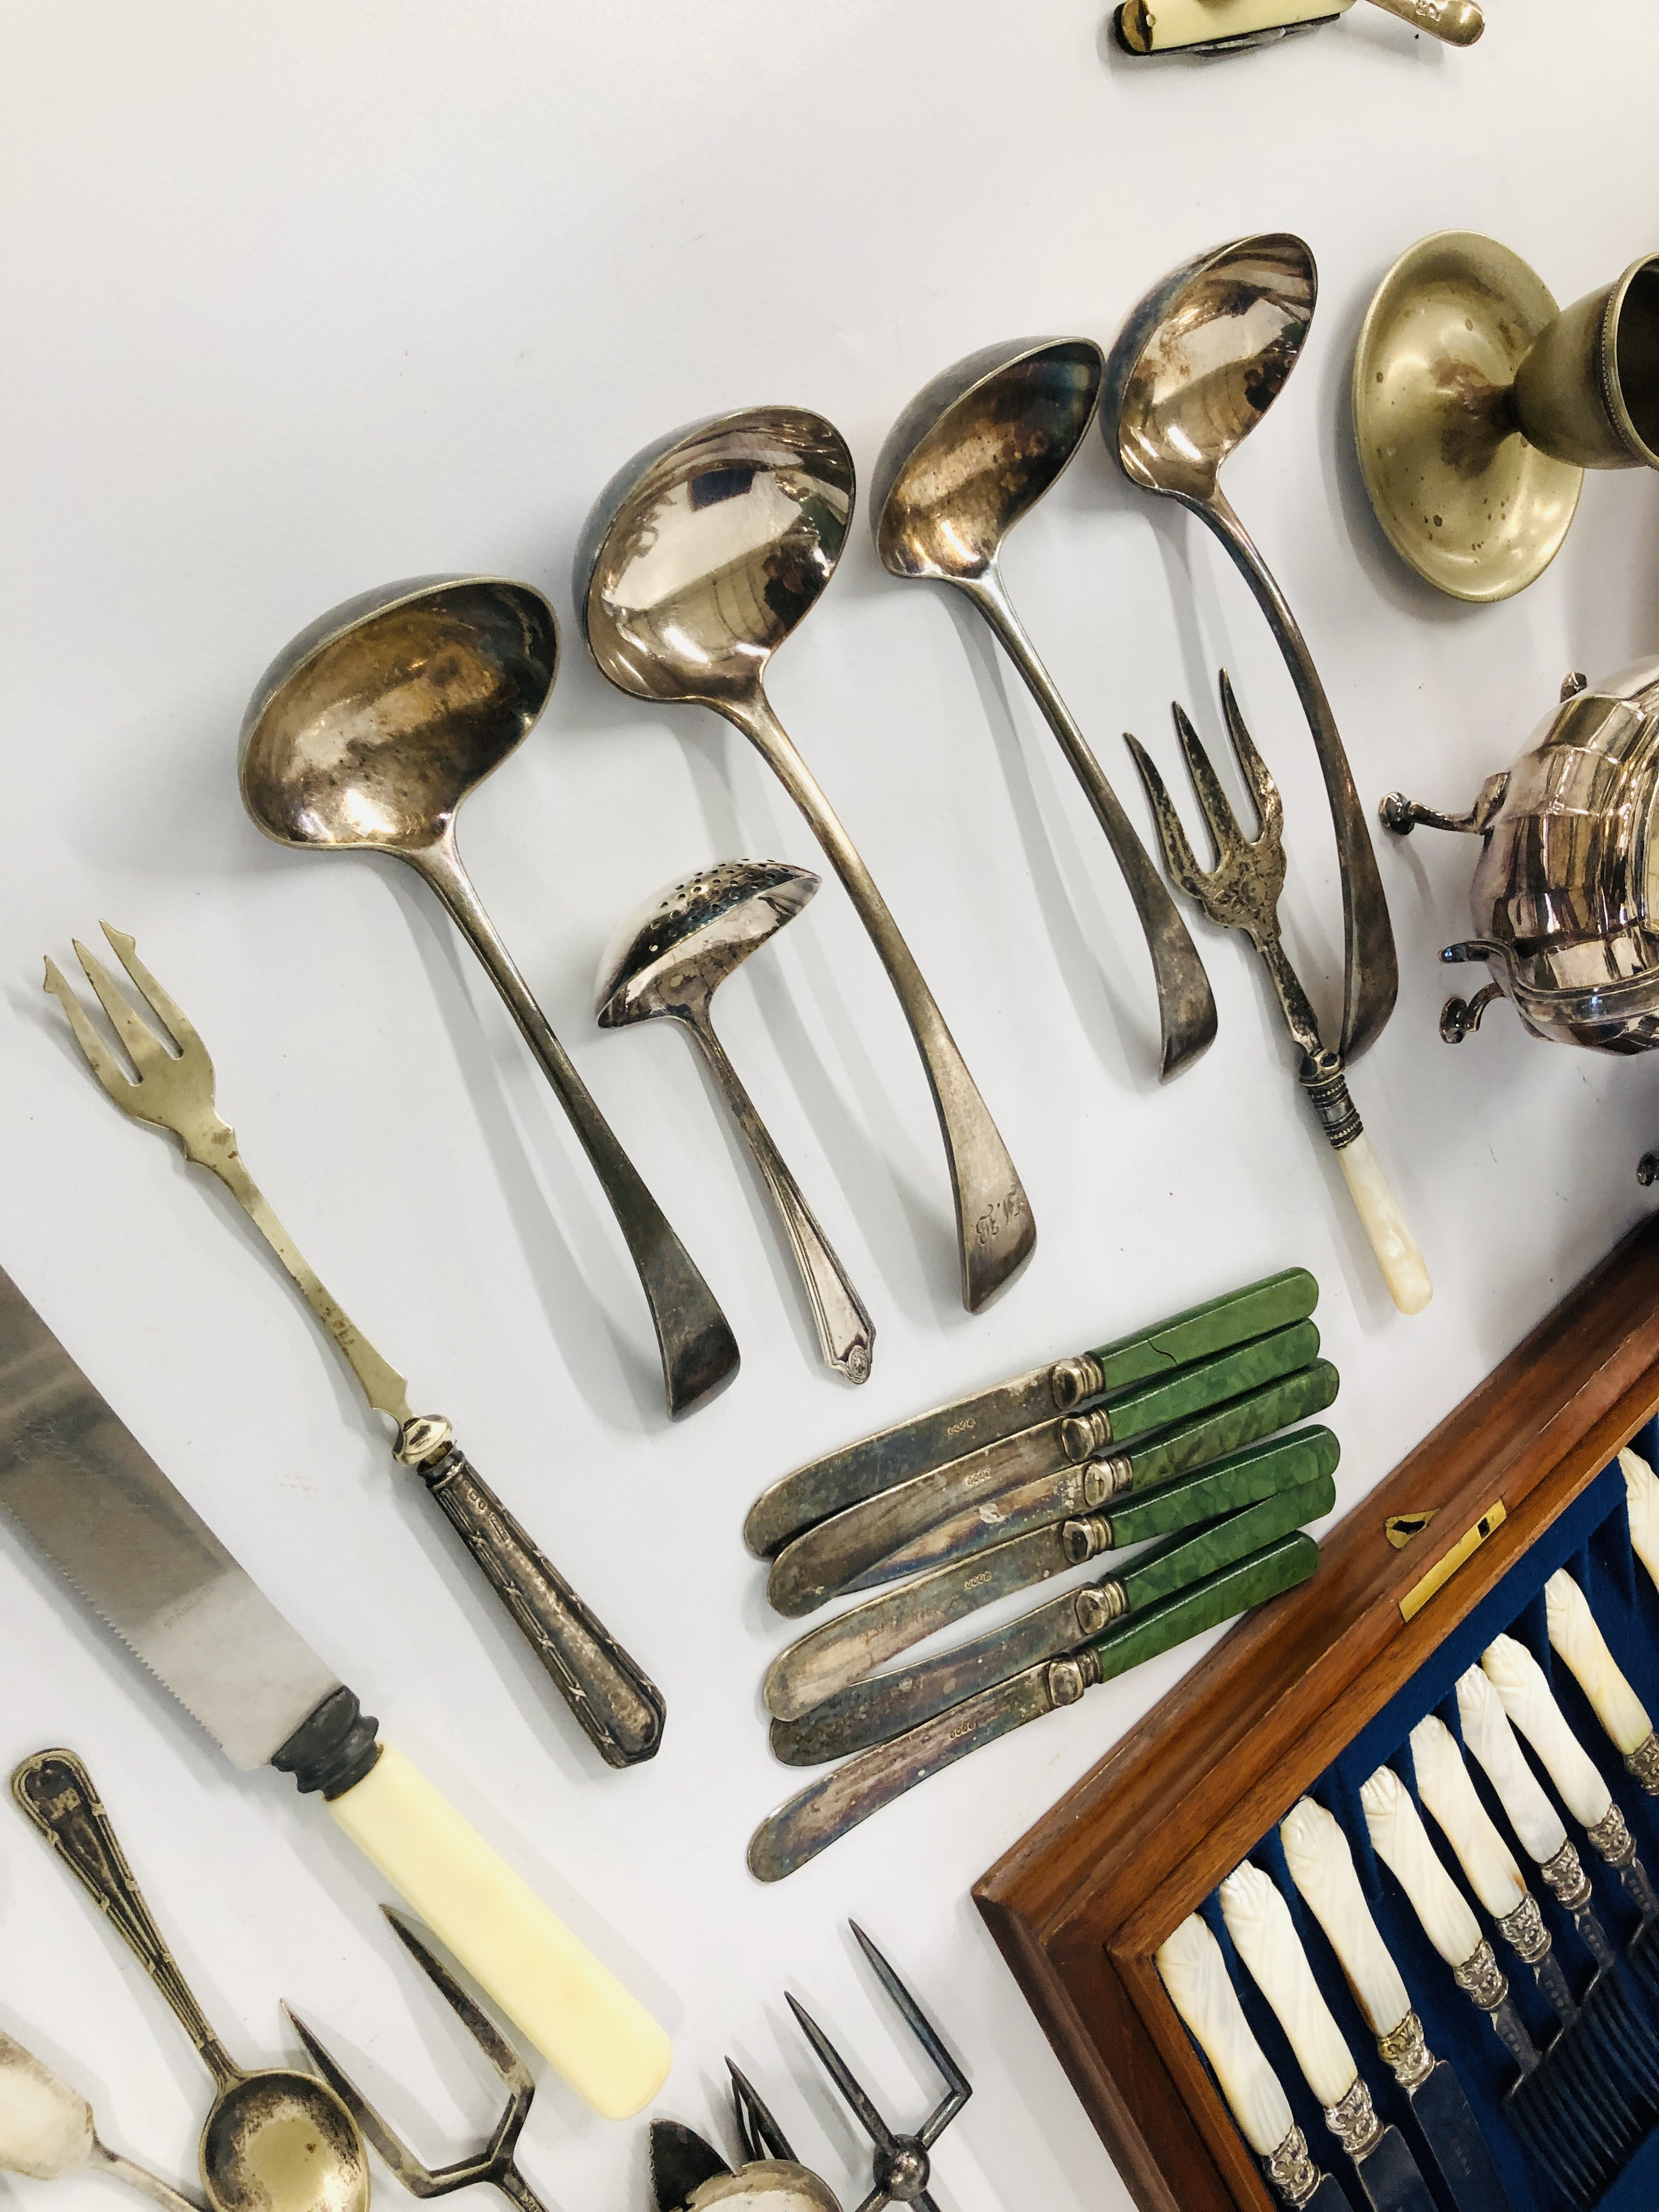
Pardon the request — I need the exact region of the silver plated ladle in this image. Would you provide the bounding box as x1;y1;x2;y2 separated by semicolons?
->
238;574;740;1418
1104;235;1398;1065
596;860;876;1384
576;411;1035;1315
873;337;1216;1081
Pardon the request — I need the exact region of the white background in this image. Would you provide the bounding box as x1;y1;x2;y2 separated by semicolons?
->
3;5;1659;2211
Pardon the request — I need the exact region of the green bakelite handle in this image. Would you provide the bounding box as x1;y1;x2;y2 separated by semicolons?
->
1115;1472;1334;1612
1098;1318;1319;1449
1108;1424;1339;1549
1086;1267;1318;1401
1086;1530;1319;1675
1124;1361;1339;1492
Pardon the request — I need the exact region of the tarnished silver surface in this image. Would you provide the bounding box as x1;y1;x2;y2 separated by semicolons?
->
1452;1942;1508;2012
844;1456;1126;1592
1385;657;1659;1053
0;1268;339;1770
597;861;874;1384
1106;233;1397;1064
1263;2125;1325;2210
576;409;1034;1318
1375;2013;1433;2092
1539;1840;1594;1912
1626;1729;1659;1793
1322;2081;1381;2162
1494;1895;1550;1967
873;337;1216;1081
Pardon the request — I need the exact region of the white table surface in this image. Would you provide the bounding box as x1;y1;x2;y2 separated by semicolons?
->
3;5;1659;2209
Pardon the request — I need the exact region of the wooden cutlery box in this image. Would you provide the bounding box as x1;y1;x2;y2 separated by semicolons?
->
975;1215;1659;2212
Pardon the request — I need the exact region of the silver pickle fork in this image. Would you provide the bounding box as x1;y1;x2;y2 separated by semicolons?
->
44;922;665;1768
1125;676;1431;1317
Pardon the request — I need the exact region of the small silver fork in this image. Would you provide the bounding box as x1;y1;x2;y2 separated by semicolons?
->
1126;677;1431;1316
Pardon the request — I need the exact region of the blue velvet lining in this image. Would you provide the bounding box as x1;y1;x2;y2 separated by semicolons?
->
1183;1421;1659;2211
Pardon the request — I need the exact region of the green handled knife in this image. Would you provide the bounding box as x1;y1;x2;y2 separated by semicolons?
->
766;1320;1323;1616
771;1468;1335;1761
748;1530;1320;1879
743;1267;1317;1558
764;1425;1339;1721
847;1359;1341;1592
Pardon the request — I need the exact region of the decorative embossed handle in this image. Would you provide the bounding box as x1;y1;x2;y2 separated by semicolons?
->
423;1449;664;1767
11;1751;241;2090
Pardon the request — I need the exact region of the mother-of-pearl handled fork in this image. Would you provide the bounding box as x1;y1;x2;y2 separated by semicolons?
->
44;924;663;1770
0;2030;200;2212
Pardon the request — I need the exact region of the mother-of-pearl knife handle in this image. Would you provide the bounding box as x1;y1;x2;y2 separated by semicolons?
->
1220;1861;1359;2112
1158;1913;1334;2209
1546;1570;1659;1786
1454;1664;1565;1864
1481;1634;1611;1825
1622;1446;1659;1593
1280;1798;1410;2041
1360;1767;1482;1968
1409;1717;1525;1920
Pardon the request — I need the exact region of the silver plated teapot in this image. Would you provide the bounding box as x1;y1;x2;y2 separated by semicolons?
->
1384;658;1659;1053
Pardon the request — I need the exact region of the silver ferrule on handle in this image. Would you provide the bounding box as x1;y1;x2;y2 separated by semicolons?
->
1375;2011;1434;2091
1585;1802;1659;1922
1323;2078;1382;2161
1299;1054;1363;1152
1265;2125;1325;2209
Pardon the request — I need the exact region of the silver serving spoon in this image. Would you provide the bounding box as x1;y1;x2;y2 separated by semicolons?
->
0;2030;200;2212
596;860;875;1384
238;574;739;1418
576;411;1035;1316
872;337;1216;1081
1104;236;1398;1065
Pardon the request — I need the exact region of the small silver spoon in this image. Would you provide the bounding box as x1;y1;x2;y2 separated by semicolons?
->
575;410;1035;1317
596;861;874;1384
873;337;1216;1082
0;2029;201;2212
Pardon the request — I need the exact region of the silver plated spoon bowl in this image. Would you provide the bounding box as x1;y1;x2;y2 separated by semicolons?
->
597;860;875;1384
238;574;738;1418
873;336;1216;1080
576;411;1035;1315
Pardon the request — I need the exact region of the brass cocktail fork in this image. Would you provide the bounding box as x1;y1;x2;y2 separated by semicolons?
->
44;924;665;1768
1125;679;1431;1317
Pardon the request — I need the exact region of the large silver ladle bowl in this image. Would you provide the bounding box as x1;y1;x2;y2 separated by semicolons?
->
872;336;1216;1081
575;411;1035;1314
596;859;876;1383
238;575;739;1417
1104;234;1398;1064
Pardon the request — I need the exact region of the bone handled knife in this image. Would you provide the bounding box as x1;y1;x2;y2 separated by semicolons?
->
1157;1912;1358;2210
1280;1797;1514;2212
766;1321;1325;1616
742;1267;1319;1557
848;1359;1341;1594
770;1442;1336;1734
1409;1717;1580;2024
1622;1446;1659;1592
1219;1862;1440;2212
1483;1634;1659;1922
1456;1664;1616;1968
748;1531;1317;1879
0;1265;668;2120
1545;1569;1659;1793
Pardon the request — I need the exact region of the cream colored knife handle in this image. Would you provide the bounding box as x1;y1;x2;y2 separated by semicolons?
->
1624;1447;1659;1593
1334;1133;1432;1316
1455;1664;1566;1864
328;1744;670;2118
1410;1716;1525;1918
1546;1570;1653;1756
1366;0;1483;42
1156;1915;1296;2156
1361;1765;1481;1967
1220;1861;1357;2109
1280;1797;1409;2038
1481;1634;1612;1827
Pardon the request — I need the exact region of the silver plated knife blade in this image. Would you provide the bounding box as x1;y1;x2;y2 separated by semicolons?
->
742;1267;1318;1557
1408;2054;1515;2212
0;1266;338;1766
1344;2120;1440;2212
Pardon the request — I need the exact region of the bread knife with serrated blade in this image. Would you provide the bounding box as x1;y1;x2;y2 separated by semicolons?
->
743;1267;1317;1557
0;1262;667;2119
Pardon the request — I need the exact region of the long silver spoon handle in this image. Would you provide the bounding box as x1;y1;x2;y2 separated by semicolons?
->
1195;487;1398;1064
963;569;1217;1081
12;1752;241;2093
410;840;738;1416
726;691;1035;1314
91;2140;205;2212
683;1008;874;1384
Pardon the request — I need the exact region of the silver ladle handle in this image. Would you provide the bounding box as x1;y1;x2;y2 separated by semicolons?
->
409;839;739;1416
963;568;1217;1082
684;1008;874;1384
726;691;1035;1314
12;1752;242;2093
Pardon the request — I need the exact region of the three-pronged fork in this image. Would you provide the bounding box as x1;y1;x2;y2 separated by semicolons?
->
1125;678;1431;1316
44;923;665;1767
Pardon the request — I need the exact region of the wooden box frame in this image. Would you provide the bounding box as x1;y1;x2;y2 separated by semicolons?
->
974;1216;1659;2212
